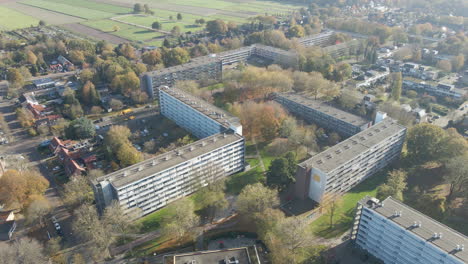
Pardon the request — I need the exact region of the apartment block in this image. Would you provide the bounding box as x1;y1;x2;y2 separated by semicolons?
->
296;31;335;47
274;92;372;137
93;132;245;215
294;118;406;203
403;79;466;100
159;86;242;138
142;57;222;97
352;196;467;264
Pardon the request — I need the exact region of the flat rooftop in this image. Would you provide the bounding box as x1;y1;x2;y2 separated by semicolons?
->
166;248;252;264
145;56;220;77
94;132;243;188
252;44;297;56
361;196;468;263
299;118;405;173
160;86;241;129
276;92;370;127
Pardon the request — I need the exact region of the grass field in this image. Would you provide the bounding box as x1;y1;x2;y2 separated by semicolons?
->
46;0;130;14
0;6;39;30
310;170;388;238
117;15;204;33
81;19;164;42
20;0;114;20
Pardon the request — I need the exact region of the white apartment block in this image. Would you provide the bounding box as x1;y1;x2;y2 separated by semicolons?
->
92;133;245;215
159;86;242;138
352;196;467;264
274;92;372;137
93;86;244;216
294;118;406;204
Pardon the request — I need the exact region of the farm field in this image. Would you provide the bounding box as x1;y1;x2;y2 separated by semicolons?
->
116;15;204;33
19;0;114;20
81;19;164;42
1;2;84;25
0;6;39;30
1;0;303;44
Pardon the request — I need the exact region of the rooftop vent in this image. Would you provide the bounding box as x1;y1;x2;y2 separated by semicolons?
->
455;245;465;252
432;233;443;239
151;160;157;166
317;159;323;164
393;211;402;217
412;221;422;228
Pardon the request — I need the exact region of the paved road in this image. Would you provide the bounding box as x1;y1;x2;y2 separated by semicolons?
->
433;100;468;128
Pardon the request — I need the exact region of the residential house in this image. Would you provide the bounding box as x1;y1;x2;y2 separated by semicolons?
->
0;210;16;241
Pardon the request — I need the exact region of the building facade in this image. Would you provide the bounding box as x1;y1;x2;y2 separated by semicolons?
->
159;86;242;138
143;57;223;97
93;86;244;216
92;132;244;215
294;118;406;204
403;80;466;100
274;92;372;137
141;31;338;98
352;196;467;264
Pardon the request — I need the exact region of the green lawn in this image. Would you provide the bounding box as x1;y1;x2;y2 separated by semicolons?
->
310;170;388;238
226;166;265;194
20;0;113;20
81;19;164;42
117;15;204;33
43;0;130;14
138;206;170;233
0;6;39;30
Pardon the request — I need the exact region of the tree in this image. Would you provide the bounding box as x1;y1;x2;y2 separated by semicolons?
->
152;21;162;30
143;4;150;14
163;38;171;48
38;20;46;27
332;62;352;82
279;117;297;137
171;25;181;36
25;196;51;227
436;60;452;72
236;183;279;218
130;90;148;105
273;216;314;258
69;50;85;65
105;126;142;167
116;143;143;167
16;108;34;128
103;201;140;236
26;50;37;65
407;123;447;163
61;175;94;207
390;72;402;101
79;69;95;83
443;155;468;201
0;238;47;264
0;170;49;209
72;204;114;259
80;81;100;106
72;254;86;264
376;170;408;201
161;198;200;243
195;179;227;222
266;153;296;191
177;13;182;20
321;194;342;228
7;68;24;87
44;237;61;257
112;25;120;32
161;47;190;67
133;3;143;13
451;54;465;72
287;25;305;38
206;19;228;35
111;71;140;95
116;43;136;60
65;117;96;139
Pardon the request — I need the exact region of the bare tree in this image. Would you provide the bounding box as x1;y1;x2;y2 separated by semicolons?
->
321;193;343;228
72;204;114;260
25;196;51;227
0;238;47;264
236;183;279;219
161;197;200;243
61;175;94;207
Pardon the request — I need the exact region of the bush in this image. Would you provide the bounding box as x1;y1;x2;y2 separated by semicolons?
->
28;128;38;136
